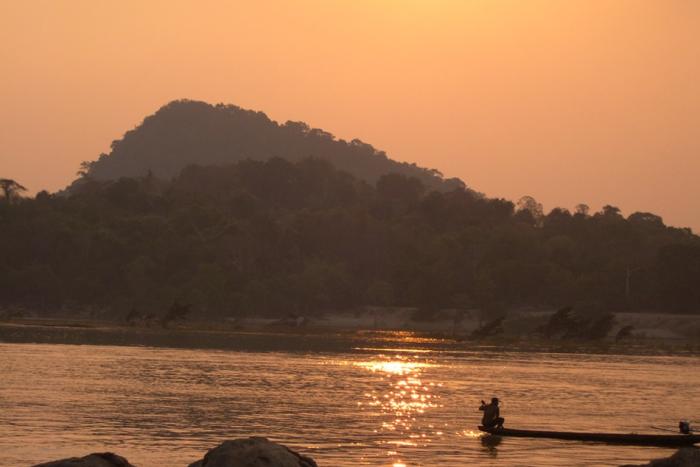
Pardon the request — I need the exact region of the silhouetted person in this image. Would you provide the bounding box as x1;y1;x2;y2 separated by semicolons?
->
479;397;504;429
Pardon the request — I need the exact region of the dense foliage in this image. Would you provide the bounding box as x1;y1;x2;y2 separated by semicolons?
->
2;158;699;318
82;99;465;192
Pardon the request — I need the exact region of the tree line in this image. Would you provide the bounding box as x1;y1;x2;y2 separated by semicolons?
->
1;158;699;320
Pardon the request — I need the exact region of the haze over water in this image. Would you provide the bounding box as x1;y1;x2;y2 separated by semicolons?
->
2;341;698;466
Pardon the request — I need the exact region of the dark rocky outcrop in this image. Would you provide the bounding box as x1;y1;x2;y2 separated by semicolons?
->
621;447;700;467
188;437;317;467
32;452;135;467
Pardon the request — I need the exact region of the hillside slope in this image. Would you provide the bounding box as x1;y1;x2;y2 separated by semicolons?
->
85;100;465;192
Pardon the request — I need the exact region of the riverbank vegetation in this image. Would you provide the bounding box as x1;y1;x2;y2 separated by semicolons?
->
2;156;699;321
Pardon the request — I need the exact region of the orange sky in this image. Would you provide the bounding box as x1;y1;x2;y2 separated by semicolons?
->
1;1;698;231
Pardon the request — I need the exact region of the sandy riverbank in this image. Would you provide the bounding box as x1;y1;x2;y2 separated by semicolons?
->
1;309;699;355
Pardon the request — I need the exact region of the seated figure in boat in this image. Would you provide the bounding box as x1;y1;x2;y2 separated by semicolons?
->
479;397;505;429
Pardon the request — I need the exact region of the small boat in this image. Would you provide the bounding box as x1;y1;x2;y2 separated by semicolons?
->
478;426;700;447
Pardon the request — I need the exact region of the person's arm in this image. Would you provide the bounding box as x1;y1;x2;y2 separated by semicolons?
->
479;400;486;411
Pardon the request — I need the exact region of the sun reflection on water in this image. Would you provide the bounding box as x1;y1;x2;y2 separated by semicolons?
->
354;354;442;467
355;360;431;375
459;429;484;439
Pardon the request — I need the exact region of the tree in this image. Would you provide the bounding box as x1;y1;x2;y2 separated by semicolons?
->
536;306;575;338
544;208;572;232
628;212;664;227
515;196;543;226
76;161;94;178
0;179;27;203
574;204;590;217
599;205;623;218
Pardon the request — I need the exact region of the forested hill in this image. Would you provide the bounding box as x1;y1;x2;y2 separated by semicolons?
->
2;158;699;318
83;100;465;192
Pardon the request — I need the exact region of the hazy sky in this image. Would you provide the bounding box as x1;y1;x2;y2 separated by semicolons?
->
1;1;698;230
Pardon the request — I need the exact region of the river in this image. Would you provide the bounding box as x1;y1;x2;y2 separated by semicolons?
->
1;340;698;466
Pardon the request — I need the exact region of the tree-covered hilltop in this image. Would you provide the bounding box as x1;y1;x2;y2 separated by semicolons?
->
81;99;465;192
2;158;699;319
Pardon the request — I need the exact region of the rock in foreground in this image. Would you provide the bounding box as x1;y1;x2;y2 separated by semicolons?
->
621;447;700;467
32;452;135;467
188;437;318;467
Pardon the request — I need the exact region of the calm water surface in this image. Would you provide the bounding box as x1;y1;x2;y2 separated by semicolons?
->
1;342;699;466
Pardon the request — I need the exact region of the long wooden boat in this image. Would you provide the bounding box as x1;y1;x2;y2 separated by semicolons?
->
478;426;700;446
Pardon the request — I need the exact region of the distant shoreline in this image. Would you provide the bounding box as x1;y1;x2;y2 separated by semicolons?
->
1;314;699;356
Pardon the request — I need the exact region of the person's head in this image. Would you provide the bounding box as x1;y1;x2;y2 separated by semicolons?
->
491;397;499;405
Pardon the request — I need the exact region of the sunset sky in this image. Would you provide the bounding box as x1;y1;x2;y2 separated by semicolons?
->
1;1;698;230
